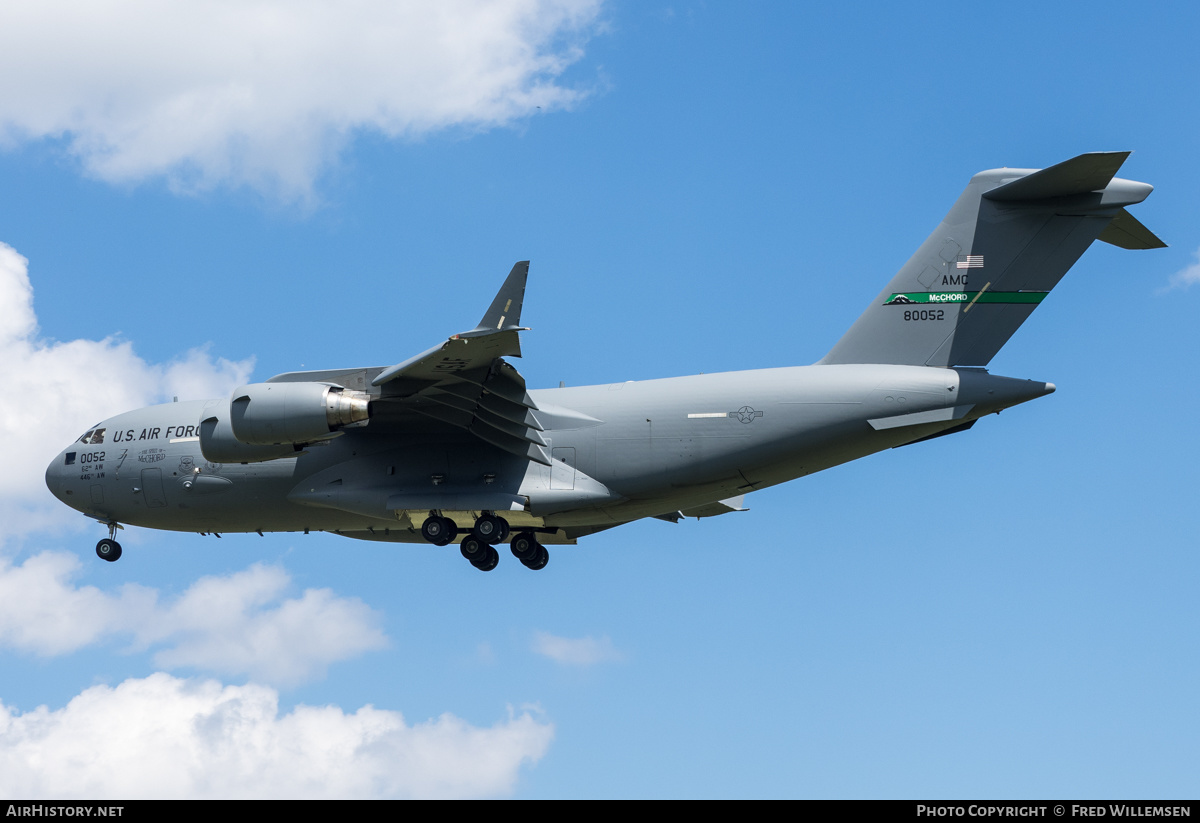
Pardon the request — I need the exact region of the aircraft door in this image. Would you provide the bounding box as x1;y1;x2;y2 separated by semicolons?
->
551;447;576;490
140;468;168;508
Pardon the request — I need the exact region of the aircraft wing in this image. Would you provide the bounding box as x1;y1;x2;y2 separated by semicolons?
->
369;262;551;465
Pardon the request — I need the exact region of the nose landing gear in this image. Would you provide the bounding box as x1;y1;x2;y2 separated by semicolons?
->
95;522;123;562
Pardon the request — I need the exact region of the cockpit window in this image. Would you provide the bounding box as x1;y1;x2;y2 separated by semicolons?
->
76;427;105;444
77;430;93;444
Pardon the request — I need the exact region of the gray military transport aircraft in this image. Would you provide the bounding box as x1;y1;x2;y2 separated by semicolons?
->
46;152;1164;571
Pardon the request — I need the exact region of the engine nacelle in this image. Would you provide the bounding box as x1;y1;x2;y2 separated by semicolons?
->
197;382;372;464
228;382;371;445
199;411;297;464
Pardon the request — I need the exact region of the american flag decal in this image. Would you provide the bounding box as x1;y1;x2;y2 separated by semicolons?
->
956;255;984;269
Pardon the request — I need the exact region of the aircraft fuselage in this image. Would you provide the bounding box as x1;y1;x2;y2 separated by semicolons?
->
46;363;1052;543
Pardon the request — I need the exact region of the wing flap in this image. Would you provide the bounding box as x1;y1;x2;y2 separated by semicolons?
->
473;404;549;446
468;421;552;465
365;262;549;464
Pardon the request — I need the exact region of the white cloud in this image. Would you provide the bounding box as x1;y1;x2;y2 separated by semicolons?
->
0;0;605;201
0;242;253;536
0;673;553;798
0;552;386;685
532;631;622;666
145;563;389;685
1162;246;1200;291
0;551;154;655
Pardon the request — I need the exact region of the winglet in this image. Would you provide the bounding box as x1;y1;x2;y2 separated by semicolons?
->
473;261;529;333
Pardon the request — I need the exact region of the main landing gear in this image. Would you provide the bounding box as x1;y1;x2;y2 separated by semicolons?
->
420;512;549;572
95;522;123;562
420;514;457;546
509;531;549;571
459;534;500;572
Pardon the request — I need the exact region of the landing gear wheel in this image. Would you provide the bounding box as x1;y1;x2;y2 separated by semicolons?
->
460;534;488;563
510;532;539;562
461;536;498;571
473;514;509;544
96;539;122;562
475;545;500;572
511;532;548;570
421;515;456;546
523;544;549;571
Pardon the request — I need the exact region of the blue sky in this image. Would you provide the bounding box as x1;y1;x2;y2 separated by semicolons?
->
1;0;1197;798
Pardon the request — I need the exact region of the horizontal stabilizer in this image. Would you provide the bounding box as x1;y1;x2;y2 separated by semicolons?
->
1098;208;1167;249
982;151;1129;201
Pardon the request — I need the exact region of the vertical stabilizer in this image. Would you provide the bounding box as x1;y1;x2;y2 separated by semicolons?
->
819;153;1163;368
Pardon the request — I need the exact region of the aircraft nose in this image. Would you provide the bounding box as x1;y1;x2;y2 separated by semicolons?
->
45;453;64;500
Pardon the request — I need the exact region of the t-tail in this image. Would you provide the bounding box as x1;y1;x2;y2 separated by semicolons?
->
820;152;1164;368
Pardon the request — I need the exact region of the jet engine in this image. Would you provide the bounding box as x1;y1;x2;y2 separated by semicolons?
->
199;382;372;463
228;382;371;445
